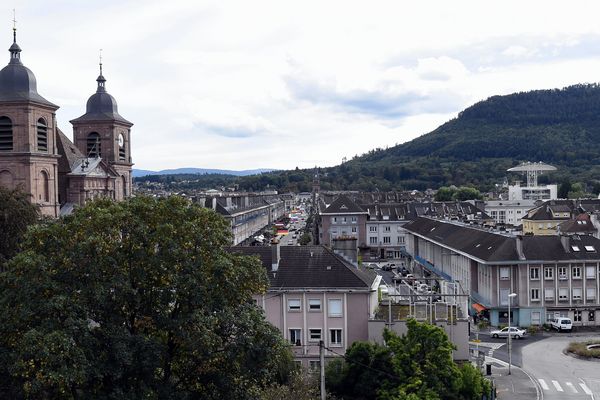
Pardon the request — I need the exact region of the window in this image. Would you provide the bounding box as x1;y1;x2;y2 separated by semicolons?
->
383;236;391;244
0;116;13;151
308;299;321;311
369;226;377;232
289;329;301;346
330;329;342;346
500;267;510;280
544;267;553;280
500;289;509;306
351;227;357;233
87;132;101;157
397;236;405;244
309;329;322;342
574;310;582;322
384;226;391;232
585;245;596;252
351;216;357;223
559;288;569;301
39;170;49;202
590;311;596;322
572;246;580;252
559;267;567;280
530;288;540;301
532;311;541;325
36;118;47;152
328;299;342;317
573;288;582;300
544;288;554;300
309;361;320;372
369;237;377;245
530;267;539;280
587;288;596;300
288;299;301;311
573;267;581;279
342;217;347;223
586;266;595;279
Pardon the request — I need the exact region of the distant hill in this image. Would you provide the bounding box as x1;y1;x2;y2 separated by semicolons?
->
234;83;600;193
133;167;274;178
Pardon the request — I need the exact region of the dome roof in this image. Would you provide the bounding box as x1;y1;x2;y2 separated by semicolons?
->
71;71;132;125
0;34;57;107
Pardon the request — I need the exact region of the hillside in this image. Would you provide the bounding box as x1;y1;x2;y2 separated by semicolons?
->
133;167;274;178
235;84;600;192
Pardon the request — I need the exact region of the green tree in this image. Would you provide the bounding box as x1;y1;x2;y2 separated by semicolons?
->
434;187;455;201
558;180;572;198
0;196;294;399
452;186;483;201
299;232;312;245
0;187;39;267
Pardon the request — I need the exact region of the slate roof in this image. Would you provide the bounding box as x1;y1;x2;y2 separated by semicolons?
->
558;213;597;234
404;217;600;263
321;194;366;214
227;245;377;289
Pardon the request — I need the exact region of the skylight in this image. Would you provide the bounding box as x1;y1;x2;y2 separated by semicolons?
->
572;246;580;252
585;246;595;252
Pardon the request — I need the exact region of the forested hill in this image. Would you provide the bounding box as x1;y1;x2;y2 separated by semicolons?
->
234;84;600;193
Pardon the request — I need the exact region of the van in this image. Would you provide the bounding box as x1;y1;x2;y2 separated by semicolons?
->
550;317;573;332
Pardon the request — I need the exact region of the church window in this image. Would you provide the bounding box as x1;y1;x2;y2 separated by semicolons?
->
0;116;13;151
40;170;49;202
37;118;48;152
87;132;101;157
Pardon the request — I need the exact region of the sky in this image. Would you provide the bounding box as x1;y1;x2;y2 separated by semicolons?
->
5;1;600;171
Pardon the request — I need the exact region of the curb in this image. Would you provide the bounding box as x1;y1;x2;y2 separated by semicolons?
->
486;356;542;400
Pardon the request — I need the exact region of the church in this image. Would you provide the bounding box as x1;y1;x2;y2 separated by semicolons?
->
0;28;133;217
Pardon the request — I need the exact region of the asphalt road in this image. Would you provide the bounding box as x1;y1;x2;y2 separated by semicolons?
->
522;335;600;399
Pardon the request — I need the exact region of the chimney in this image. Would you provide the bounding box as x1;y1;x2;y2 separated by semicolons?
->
560;234;570;253
271;243;280;272
515;235;525;260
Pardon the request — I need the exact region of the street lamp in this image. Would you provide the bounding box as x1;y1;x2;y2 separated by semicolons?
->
507;292;517;375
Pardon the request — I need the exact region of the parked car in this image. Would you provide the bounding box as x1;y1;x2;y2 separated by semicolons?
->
365;263;378;269
550;317;573;332
491;327;527;339
381;264;393;271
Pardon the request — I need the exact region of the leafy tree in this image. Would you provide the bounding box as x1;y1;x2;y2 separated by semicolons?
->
326;320;490;400
0;196;294;399
558;180;572;198
298;232;312;245
0;187;39;267
452;187;483;201
434;187;454;201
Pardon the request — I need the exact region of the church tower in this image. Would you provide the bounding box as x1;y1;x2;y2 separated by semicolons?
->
70;59;133;201
0;26;60;217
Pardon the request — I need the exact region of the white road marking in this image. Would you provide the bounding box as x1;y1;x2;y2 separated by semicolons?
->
565;382;578;393
579;382;593;396
552;380;563;392
538;379;549;390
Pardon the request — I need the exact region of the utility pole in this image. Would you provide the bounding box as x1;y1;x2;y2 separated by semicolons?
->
320;340;326;400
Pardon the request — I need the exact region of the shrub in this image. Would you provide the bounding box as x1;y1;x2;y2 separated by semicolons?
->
527;325;539;335
566;340;600;358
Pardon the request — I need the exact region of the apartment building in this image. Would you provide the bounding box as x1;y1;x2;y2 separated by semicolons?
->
404;217;600;327
318;194;368;247
484;200;536;226
229;245;380;369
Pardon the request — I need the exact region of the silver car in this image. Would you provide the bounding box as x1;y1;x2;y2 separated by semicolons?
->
491;327;527;339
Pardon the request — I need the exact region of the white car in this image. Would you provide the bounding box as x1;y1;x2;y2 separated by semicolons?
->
491;327;527;339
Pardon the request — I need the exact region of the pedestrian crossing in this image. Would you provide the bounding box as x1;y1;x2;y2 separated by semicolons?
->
537;378;593;396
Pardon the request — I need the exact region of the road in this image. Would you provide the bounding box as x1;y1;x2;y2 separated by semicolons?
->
521;335;600;399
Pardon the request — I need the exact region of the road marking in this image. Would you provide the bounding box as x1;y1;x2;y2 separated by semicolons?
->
580;382;593;395
552;380;563;392
565;382;578;393
538;379;549;390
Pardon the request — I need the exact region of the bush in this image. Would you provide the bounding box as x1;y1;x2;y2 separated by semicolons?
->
566;340;600;358
477;320;489;331
527;325;539;336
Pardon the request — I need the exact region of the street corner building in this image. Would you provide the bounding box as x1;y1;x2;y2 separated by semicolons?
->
0;28;133;217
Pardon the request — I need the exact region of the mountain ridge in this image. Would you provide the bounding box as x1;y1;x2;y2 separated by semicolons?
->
133;167;275;178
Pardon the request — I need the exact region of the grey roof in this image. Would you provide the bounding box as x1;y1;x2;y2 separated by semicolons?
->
70;72;132;125
0;36;57;107
55;129;119;178
227;245;377;289
321;194;366;214
404;217;600;263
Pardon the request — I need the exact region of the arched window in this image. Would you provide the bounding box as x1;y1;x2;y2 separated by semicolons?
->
0;170;13;189
0;116;13;151
87;132;101;157
122;175;127;198
37;118;48;152
40;170;49;202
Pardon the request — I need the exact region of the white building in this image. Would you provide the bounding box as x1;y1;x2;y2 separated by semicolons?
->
484;200;536;226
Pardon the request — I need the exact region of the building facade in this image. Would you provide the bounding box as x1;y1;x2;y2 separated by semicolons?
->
0;30;133;216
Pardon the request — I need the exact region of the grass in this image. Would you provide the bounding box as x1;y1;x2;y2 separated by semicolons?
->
566;340;600;359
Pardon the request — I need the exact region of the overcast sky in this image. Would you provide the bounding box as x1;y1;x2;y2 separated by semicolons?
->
5;1;600;171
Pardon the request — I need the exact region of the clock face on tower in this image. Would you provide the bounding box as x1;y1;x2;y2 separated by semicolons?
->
118;133;124;147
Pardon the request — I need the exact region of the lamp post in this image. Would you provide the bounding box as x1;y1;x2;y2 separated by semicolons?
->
507;292;517;375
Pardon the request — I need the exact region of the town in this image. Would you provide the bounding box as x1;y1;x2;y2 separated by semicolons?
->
2;4;600;400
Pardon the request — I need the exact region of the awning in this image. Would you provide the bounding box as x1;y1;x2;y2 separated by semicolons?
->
472;303;487;313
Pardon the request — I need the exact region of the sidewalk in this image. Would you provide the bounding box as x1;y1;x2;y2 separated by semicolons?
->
485;358;540;400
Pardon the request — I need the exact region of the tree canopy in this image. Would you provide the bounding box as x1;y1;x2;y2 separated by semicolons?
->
0;187;39;267
326;319;491;400
0;196;294;399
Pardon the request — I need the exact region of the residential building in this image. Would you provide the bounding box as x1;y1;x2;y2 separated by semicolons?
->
318;194;368;247
229;245;380;368
404;217;600;327
484;200;536;226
